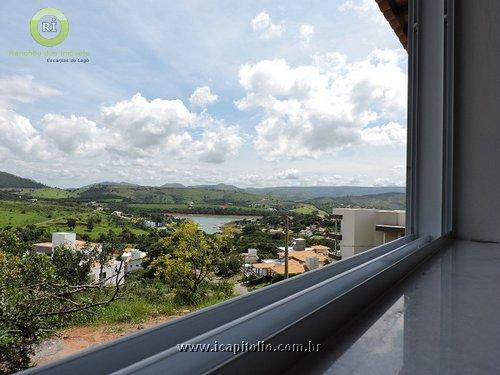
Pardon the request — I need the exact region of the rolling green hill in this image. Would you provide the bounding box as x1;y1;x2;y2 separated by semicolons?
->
0;171;46;188
189;183;243;192
74;185;264;205
247;186;405;200
308;192;406;212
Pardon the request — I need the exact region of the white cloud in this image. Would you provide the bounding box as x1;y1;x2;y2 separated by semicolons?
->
239;174;260;184
0;81;242;167
193;124;242;163
361;122;406;146
277;168;300;180
250;11;284;40
313;175;342;185
0;109;49;160
42;114;106;155
101;93;195;155
299;24;314;43
339;0;385;24
373;177;403;187
373;164;406;187
0;75;60;106
339;0;376;12
0;76;61;161
97;93;242;163
189;86;218;109
236;49;407;161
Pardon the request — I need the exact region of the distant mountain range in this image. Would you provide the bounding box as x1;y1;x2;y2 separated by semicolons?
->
307;192;406;211
79;182;404;201
246;186;406;200
81;181;140;188
0;171;405;201
161;183;186;188
188;183;243;192
0;171;46;189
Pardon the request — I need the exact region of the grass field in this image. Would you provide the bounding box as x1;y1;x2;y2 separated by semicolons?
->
36;214;149;240
18;187;77;199
0;200;78;227
67;276;235;326
292;203;327;216
0;200;149;240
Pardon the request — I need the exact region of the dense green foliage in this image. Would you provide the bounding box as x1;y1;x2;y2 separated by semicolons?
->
0;229;122;373
0;172;46;189
307;192;406;211
151;222;230;303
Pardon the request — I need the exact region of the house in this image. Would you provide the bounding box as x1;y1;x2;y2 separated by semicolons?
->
277;238;330;258
276;238;331;273
277;250;329;272
308;245;330;255
89;259;125;286
270;259;306;276
33;232;101;254
268;228;284;236
33;242;53;254
288;250;328;266
144;220;160;228
299;229;313;238
251;261;276;277
33;232;122;286
251;247;329;278
121;248;147;273
241;248;259;264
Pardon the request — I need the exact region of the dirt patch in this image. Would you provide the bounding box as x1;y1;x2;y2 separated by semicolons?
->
33;315;181;367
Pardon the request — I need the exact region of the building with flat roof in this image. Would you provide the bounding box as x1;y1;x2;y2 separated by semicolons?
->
332;208;405;259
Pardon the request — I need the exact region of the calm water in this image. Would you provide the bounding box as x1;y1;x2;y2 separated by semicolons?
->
173;214;258;234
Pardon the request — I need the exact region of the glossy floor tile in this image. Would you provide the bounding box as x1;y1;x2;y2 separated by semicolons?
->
290;240;500;374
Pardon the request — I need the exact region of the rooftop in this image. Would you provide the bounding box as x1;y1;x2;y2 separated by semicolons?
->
270;260;306;276
375;0;409;49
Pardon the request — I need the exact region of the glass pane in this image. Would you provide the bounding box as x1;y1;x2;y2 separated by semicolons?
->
0;1;406;371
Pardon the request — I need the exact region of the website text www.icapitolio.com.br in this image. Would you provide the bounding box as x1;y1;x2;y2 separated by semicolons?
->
177;340;321;356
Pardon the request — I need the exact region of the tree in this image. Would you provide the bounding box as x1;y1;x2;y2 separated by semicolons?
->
216;253;243;277
152;221;222;303
213;227;241;277
66;218;77;230
86;220;94;232
0;229;31;257
51;245;91;285
0;232;125;373
0;250;58;373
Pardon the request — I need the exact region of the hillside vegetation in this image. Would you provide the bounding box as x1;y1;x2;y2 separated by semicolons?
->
308;192;406;212
247;186;405;200
0;171;46;189
74;185;263;205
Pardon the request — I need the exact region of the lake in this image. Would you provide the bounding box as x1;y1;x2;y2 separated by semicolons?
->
172;214;259;234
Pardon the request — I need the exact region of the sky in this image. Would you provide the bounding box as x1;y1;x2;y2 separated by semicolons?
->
0;0;407;188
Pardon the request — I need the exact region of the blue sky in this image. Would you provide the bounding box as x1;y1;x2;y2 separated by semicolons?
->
0;0;407;188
